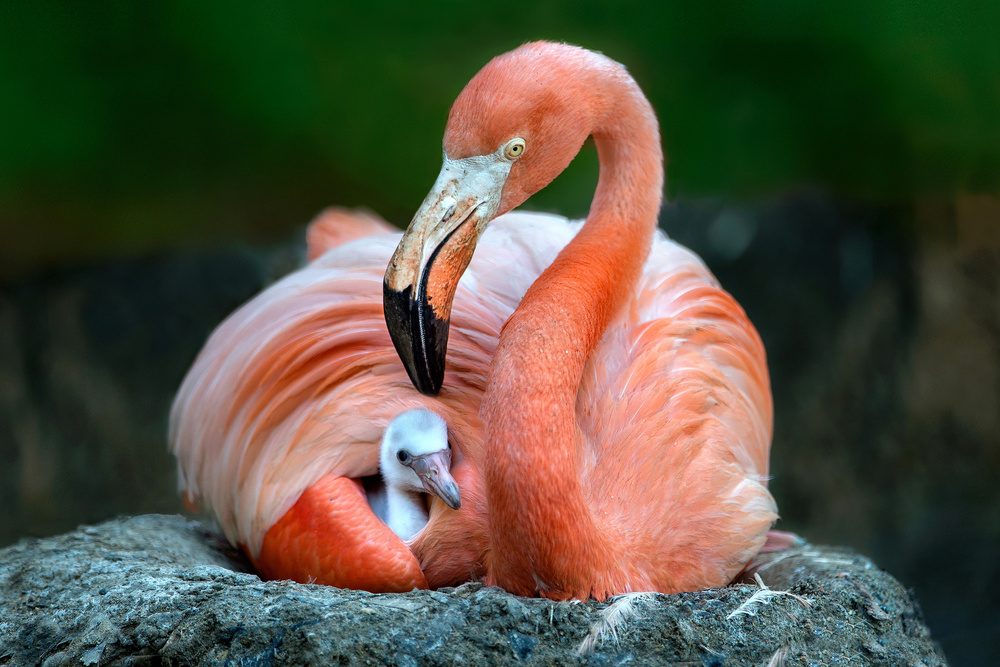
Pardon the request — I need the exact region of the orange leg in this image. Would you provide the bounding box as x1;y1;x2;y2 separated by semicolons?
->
255;473;428;592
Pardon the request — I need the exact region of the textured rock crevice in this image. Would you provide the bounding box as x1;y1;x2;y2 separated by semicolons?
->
0;515;945;666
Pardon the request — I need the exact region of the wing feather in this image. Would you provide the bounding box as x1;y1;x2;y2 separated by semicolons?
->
169;212;572;555
577;230;776;590
171;211;774;588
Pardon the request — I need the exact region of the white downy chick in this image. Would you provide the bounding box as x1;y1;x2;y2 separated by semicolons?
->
372;409;461;541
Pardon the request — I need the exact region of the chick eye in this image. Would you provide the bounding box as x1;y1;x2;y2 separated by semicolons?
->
397;450;411;464
503;138;526;160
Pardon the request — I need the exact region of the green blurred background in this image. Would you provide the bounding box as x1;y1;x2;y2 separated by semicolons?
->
2;1;998;275
2;1;998;665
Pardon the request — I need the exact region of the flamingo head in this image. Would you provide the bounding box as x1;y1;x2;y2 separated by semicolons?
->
380;409;461;510
384;41;622;394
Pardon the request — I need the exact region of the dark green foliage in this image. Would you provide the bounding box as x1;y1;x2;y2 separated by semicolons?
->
2;1;998;274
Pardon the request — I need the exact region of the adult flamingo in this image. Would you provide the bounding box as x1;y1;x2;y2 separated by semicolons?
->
170;41;777;599
383;41;777;599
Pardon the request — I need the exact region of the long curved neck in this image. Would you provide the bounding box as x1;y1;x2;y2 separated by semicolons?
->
483;72;663;596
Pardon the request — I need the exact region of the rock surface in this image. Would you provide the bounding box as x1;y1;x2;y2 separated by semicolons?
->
0;515;946;666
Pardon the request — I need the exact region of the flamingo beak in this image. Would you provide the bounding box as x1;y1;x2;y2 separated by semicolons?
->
406;450;462;510
384;154;511;395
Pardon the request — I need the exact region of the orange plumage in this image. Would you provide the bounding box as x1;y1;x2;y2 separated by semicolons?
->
169;42;778;599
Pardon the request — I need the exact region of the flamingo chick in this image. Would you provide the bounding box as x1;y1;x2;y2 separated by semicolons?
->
370;409;461;541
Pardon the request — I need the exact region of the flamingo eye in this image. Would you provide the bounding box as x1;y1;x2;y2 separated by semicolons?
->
397;450;411;464
503;138;526;160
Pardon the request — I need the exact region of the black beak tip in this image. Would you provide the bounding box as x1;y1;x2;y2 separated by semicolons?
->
383;282;447;396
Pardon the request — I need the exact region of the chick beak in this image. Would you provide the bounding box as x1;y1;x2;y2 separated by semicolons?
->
405;450;462;510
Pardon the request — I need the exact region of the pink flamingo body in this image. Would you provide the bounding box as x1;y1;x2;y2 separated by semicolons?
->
170;42;778;599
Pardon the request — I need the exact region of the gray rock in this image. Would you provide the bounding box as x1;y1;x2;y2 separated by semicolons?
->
0;515;946;666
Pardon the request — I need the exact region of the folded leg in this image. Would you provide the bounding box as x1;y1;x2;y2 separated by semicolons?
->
254;473;427;592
